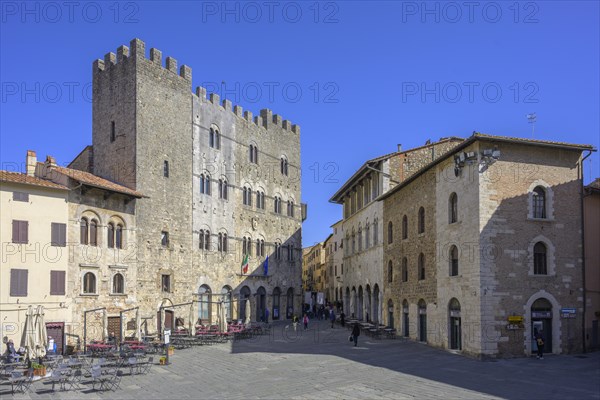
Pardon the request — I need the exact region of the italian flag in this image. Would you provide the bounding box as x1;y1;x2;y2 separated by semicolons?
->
241;254;249;274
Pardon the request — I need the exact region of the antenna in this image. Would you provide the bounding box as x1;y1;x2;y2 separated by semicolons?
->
527;113;537;138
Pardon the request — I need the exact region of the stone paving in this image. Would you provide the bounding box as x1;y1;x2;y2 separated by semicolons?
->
2;319;599;399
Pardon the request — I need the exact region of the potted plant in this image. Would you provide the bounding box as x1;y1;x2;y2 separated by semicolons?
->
31;362;46;376
159;356;167;365
167;346;174;356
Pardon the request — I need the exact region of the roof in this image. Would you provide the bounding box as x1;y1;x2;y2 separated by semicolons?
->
48;165;143;198
0;170;69;191
329;137;464;203
586;178;600;193
378;132;596;201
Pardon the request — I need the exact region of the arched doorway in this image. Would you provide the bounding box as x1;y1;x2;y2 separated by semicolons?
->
531;298;553;354
387;299;394;329
256;287;266;322
239;286;251;322
449;298;461;350
418;299;427;342
286;288;294;319
373;284;380;324
358;286;364;320
402;300;409;337
198;284;212;324
272;287;281;320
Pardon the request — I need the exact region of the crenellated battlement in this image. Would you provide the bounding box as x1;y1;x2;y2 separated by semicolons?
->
93;39;299;134
93;38;192;82
193;86;300;134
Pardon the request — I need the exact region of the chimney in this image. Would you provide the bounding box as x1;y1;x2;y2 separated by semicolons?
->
26;150;37;176
45;155;57;168
397;144;402;152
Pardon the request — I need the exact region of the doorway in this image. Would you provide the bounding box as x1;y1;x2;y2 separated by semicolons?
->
402;300;409;337
531;298;552;353
449;298;461;350
387;300;394;329
418;300;427;342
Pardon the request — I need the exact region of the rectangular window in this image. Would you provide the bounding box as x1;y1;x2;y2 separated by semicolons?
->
12;220;28;244
51;222;67;247
161;274;171;293
50;270;66;295
161;231;169;247
10;269;28;297
13;192;29;202
110;121;116;142
163;161;169;178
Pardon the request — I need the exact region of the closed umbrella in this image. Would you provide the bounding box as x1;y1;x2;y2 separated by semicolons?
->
244;299;251;325
35;306;47;359
121;315;126;344
103;310;108;341
188;303;195;336
218;302;227;333
135;308;142;340
20;306;36;360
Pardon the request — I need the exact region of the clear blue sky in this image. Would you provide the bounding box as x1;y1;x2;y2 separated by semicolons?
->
1;1;598;247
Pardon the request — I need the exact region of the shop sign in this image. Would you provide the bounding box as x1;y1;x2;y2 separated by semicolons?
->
508;316;523;323
506;324;523;330
560;308;576;318
450;310;461;317
531;311;551;318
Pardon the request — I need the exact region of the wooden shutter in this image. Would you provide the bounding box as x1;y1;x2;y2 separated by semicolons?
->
12;221;18;243
22;221;28;244
10;269;27;296
51;223;66;247
12;221;28;244
50;271;66;295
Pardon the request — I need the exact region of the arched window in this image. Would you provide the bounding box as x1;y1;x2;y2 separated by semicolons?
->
256;191;265;209
89;219;98;246
449;193;458;223
534;242;547;275
198;285;212;323
107;222;115;248
280;157;289;176
418;207;425;234
388;260;393;283
532;186;546;219
218;179;228;200
351;231;356;253
256;239;265;257
83;272;96;294
449;245;459;276
358;227;363;251
243;187;253;206
402;257;408;282
209;127;221;149
249;144;258;163
402;215;408;240
388;221;393;244
112;273;124;294
373;219;378;245
418;253;425;280
287;200;295;217
199;229;210;251
200;174;211;195
218;233;228;253
80;217;89;245
116;224;123;249
275;241;282;259
365;223;370;248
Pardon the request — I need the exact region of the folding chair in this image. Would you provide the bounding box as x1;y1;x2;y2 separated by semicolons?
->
127;357;138;375
9;370;33;394
65;368;83;391
49;370;65;391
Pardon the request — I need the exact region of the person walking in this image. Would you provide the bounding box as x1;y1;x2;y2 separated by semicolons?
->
303;314;309;330
536;331;545;359
340;311;345;327
330;308;336;329
264;308;269;324
292;314;299;331
351;323;360;347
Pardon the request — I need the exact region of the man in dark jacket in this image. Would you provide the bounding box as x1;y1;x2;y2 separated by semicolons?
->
351;323;360;347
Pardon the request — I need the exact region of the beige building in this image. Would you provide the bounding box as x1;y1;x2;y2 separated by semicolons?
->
302;242;325;296
0;162;71;353
584;178;600;350
381;133;594;358
329;138;463;322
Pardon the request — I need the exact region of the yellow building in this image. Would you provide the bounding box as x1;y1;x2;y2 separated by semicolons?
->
0;162;71;353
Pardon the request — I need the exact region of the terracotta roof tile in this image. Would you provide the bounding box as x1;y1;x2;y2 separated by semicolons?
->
0;170;69;190
49;165;143;198
474;133;595;150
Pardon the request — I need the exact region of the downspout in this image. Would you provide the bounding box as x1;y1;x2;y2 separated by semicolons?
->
580;149;593;353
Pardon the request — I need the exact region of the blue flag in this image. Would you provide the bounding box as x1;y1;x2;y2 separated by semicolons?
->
264;255;269;276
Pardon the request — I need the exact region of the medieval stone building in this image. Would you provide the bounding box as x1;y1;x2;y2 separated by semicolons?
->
69;38;302;333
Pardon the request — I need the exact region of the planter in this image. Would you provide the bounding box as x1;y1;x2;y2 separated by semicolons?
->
167;347;174;356
159;356;167;365
32;367;46;376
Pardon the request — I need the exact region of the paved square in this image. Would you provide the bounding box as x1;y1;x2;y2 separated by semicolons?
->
3;319;599;399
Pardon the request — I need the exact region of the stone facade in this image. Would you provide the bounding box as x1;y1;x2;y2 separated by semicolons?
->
90;39;302;330
381;133;593;358
584;179;600;351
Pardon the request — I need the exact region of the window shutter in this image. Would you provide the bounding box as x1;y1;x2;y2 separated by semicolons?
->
22;221;28;244
22;270;28;296
51;271;66;295
50;271;57;295
12;221;18;243
60;223;66;246
10;270;18;296
10;269;27;296
58;271;65;294
51;223;58;246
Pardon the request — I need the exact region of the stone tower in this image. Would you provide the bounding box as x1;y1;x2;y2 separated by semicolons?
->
92;38;194;324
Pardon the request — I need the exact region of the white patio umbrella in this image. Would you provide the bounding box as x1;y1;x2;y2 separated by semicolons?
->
349;294;355;318
188;303;195;335
218;302;227;333
244;299;251;325
135;308;142;340
103;310;108;341
121;315;127;344
20;306;36;359
34;306;47;359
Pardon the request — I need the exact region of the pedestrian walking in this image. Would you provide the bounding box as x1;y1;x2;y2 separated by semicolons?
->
293;314;299;331
264;308;269;323
330;308;336;329
351;323;360;347
536;331;545;359
340;311;345;327
303;313;309;330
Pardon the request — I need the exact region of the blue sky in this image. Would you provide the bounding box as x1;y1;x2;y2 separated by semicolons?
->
1;1;598;247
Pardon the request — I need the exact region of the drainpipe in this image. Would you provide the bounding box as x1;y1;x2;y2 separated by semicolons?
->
580;149;593;353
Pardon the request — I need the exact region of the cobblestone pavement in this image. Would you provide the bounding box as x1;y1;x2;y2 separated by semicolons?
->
2;319;599;399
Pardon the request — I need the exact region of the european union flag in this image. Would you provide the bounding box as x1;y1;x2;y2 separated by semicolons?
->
264;255;269;276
